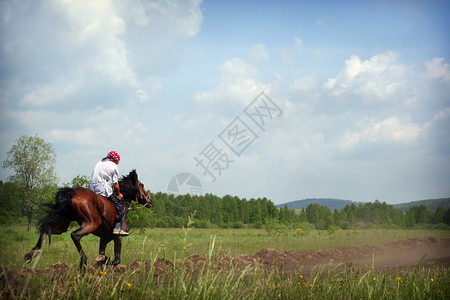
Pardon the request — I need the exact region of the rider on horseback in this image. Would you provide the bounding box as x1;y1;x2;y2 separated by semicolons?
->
88;151;129;236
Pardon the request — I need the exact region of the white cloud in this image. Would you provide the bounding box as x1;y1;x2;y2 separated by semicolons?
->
221;58;258;81
135;89;151;104
21;80;80;106
117;0;203;77
294;36;303;47
323;51;409;103
123;0;202;37
49;128;98;146
249;43;269;60
424;57;450;83
194;58;271;105
338;117;422;152
56;0;137;85
1;0;203;111
134;79;161;104
290;75;317;91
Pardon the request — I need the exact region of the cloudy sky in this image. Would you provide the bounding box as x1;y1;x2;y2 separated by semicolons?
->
1;0;449;205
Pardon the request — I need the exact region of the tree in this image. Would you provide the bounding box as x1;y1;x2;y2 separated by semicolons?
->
443;208;450;225
0;181;22;223
65;175;89;188
431;206;446;224
2;135;58;231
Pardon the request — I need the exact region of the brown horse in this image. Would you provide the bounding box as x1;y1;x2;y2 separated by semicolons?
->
24;170;152;270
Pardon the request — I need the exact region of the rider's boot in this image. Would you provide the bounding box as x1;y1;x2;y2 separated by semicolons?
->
113;222;129;236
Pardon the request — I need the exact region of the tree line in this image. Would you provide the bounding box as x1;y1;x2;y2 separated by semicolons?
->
2;180;449;230
125;192;450;230
2;135;450;231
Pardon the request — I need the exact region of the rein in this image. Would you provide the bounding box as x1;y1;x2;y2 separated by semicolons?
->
129;202;147;210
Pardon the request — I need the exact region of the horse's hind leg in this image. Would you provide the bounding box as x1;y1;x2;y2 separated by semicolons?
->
24;233;47;262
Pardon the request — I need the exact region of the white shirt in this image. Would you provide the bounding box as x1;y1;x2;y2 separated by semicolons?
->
88;160;119;197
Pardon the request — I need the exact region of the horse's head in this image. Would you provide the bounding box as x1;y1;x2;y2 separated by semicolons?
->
137;182;153;208
119;170;153;208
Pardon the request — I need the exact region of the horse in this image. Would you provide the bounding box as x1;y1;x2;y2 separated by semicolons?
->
24;170;152;270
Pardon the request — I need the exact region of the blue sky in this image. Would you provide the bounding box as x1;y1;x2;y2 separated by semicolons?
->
1;0;449;205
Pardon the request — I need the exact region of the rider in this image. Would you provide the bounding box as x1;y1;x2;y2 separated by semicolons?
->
88;151;129;236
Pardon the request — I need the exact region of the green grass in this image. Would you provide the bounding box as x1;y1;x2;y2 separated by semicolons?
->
1;225;450;269
1;226;449;299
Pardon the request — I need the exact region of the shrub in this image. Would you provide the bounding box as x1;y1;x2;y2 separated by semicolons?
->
193;219;211;228
327;224;342;234
233;221;244;228
431;223;450;230
293;222;315;237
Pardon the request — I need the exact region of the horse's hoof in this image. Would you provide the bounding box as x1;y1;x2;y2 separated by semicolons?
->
95;255;106;263
24;252;33;263
112;260;120;267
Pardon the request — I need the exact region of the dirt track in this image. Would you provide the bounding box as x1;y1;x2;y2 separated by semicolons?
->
173;236;450;276
17;237;449;280
2;237;449;289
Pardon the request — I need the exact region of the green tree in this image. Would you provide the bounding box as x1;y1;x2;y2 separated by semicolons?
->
442;208;450;225
431;206;446;224
127;207;156;228
0;181;22;223
65;174;89;188
2;135;58;230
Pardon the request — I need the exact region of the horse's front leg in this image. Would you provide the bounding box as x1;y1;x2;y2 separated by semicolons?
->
112;236;122;266
95;237;110;267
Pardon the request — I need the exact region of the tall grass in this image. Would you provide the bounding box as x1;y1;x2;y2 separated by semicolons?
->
1;225;449;269
3;252;448;299
0;225;449;299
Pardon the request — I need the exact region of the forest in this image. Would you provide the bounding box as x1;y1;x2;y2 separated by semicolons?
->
127;191;450;230
2;179;448;231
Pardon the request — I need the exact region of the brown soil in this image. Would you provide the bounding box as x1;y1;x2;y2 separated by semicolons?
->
2;237;449;286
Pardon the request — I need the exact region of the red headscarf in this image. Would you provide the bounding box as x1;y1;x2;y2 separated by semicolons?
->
102;151;120;163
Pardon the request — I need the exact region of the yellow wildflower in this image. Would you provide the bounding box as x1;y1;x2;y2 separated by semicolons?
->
125;282;132;287
99;271;107;275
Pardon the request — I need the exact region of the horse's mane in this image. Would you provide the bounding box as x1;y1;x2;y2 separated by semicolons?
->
119;170;140;202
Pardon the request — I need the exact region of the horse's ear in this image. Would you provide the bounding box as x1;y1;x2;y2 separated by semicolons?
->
129;169;138;184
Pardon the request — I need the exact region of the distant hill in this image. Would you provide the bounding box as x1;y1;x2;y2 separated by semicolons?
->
276;198;364;210
393;198;450;212
277;198;450;212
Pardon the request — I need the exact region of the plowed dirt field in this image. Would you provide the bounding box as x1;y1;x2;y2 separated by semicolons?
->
5;237;448;281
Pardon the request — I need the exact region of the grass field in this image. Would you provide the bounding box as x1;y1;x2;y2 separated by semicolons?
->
1;226;449;299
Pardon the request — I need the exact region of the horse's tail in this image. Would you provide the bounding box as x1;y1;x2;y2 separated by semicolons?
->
25;188;76;263
37;187;76;245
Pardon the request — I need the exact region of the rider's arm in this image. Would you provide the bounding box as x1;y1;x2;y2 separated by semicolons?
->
113;183;123;200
